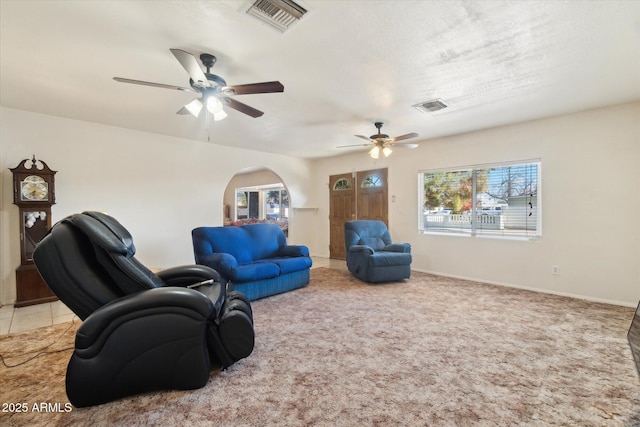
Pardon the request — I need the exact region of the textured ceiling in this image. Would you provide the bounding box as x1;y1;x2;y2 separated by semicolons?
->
1;0;639;159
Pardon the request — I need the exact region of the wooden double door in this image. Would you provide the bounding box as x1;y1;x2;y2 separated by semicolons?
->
329;168;388;259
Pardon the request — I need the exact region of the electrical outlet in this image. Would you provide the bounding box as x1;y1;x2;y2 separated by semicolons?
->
552;265;560;275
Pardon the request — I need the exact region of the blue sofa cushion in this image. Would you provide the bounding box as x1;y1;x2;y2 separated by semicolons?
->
367;252;412;267
193;224;286;265
192;224;312;287
277;245;310;258
234;262;281;282
345;220;392;251
260;257;312;274
359;236;386;251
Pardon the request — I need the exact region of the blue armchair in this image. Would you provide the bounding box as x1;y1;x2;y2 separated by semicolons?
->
344;220;412;283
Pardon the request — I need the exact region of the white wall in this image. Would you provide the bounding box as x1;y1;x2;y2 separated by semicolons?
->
309;102;640;306
0;107;313;305
2;103;639;307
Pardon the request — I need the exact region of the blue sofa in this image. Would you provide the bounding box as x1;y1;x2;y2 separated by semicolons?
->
192;223;312;301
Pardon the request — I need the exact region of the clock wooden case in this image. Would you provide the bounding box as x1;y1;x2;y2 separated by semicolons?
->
10;156;58;307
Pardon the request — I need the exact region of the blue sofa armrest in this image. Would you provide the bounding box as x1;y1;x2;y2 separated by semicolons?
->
348;245;374;255
278;244;310;257
199;253;238;279
383;243;411;253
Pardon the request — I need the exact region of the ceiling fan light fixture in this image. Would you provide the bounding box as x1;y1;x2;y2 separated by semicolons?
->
205;97;228;121
185;99;203;117
338;122;418;157
206;97;223;113
213;110;228;121
114;49;282;122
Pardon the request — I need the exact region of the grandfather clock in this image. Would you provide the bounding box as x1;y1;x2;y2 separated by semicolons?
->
10;156;58;307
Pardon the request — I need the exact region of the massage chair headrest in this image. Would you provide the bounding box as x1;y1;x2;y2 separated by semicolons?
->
64;211;136;257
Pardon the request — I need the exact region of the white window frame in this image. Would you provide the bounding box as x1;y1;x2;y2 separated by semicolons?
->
418;159;542;240
264;187;289;220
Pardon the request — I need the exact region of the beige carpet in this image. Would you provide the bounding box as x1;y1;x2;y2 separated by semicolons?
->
1;268;639;426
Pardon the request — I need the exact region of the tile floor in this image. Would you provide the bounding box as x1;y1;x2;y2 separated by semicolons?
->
0;257;347;336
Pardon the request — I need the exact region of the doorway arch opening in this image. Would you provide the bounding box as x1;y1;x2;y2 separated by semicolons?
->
223;166;290;236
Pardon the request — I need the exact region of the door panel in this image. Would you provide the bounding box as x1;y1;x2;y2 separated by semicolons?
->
329;168;389;259
356;169;388;225
329;173;355;259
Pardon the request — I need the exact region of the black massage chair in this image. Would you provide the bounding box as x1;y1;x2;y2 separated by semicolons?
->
33;211;254;407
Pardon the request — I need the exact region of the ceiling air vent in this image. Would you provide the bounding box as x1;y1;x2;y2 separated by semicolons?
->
244;0;308;33
413;98;449;113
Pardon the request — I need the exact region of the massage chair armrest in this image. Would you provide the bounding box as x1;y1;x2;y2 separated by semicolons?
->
157;264;222;287
383;243;411;253
348;245;375;255
67;286;219;407
74;287;215;354
278;244;310;257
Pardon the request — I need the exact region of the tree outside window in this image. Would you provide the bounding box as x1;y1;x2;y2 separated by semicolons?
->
419;160;540;238
265;189;288;220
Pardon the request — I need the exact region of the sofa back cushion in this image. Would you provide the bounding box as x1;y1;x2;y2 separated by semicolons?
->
192;224;287;264
344;220;392;251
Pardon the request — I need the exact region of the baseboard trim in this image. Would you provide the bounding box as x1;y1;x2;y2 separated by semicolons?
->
411;268;636;308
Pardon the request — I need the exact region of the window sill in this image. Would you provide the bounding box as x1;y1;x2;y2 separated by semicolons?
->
419;230;541;242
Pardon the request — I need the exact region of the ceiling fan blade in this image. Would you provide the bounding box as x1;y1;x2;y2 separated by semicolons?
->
113;77;197;93
355;135;372;141
170;48;208;87
390;132;419;142
220;97;264;118
390;142;419;148
223;81;284;95
176;106;190;115
337;143;373;148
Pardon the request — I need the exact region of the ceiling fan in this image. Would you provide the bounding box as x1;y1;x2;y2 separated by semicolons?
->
113;48;284;120
337;122;419;158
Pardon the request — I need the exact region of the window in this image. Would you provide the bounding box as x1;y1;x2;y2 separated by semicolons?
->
418;160;540;239
236;190;259;220
333;178;352;190
361;175;382;187
265;188;289;220
235;186;288;221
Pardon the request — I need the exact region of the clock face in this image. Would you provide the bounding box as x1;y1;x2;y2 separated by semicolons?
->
20;175;49;201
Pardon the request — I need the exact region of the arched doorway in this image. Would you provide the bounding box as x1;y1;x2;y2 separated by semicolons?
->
223;166;290;236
